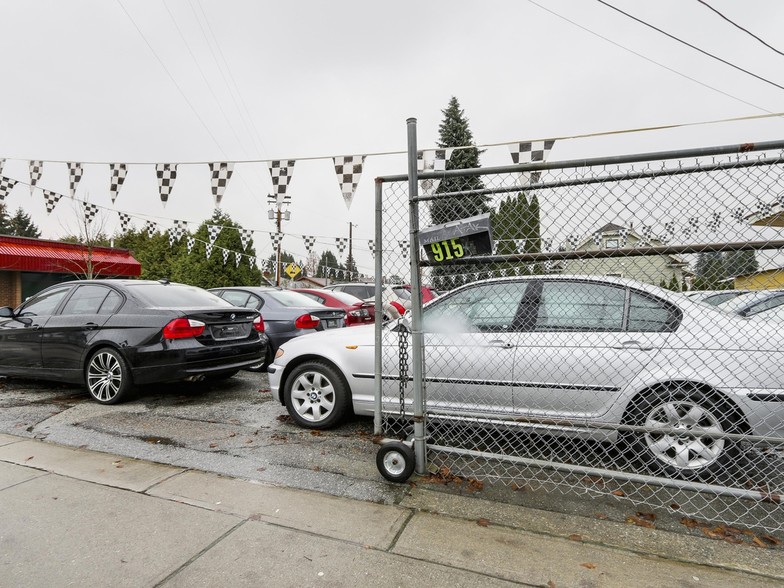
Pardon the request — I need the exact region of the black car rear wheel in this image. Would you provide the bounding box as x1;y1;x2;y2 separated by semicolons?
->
86;348;132;404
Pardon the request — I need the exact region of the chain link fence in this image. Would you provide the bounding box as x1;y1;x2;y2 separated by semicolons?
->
374;128;784;534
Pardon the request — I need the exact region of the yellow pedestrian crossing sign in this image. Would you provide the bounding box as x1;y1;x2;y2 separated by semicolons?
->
284;263;301;279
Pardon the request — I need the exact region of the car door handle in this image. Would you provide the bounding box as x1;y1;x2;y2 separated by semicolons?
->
612;340;654;351
488;339;514;348
84;323;99;330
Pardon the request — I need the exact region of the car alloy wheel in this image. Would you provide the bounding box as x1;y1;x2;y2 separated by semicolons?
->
86;348;131;404
284;361;349;429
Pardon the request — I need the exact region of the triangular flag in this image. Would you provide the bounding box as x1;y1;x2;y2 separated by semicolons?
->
42;189;61;214
209;162;234;207
333;155;365;210
155;164;177;206
109;163;128;204
29;160;43;196
67;162;83;199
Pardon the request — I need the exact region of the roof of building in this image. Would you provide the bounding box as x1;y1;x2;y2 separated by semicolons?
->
0;235;141;276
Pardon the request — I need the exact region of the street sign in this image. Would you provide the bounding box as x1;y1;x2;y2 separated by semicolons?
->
284;263;301;279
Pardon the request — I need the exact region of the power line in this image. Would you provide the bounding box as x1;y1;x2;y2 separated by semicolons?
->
595;0;784;93
524;0;775;114
696;0;784;58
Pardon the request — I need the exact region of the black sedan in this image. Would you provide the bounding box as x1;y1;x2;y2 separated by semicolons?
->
0;279;267;404
209;286;346;371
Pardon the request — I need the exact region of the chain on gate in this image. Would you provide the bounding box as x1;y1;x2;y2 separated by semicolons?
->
398;324;409;418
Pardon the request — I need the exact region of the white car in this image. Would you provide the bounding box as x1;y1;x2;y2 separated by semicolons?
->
268;276;784;480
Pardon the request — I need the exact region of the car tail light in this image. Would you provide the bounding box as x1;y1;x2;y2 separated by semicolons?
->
294;314;320;329
163;318;205;339
253;315;265;332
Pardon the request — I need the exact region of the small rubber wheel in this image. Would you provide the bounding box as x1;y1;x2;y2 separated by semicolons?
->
376;441;415;483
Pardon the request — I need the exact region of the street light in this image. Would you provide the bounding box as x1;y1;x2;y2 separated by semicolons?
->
268;193;292;286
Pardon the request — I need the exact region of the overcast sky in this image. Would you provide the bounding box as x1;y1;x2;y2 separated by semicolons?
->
1;0;783;275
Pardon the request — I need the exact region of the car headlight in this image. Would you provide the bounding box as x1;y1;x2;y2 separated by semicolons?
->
275;348;285;360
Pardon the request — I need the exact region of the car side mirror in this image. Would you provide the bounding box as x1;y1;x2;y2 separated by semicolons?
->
0;306;14;318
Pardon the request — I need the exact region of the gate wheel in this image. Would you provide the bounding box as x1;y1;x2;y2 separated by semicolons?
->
376;441;415;483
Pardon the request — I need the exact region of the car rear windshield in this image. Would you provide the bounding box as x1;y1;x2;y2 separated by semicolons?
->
265;289;324;308
128;283;232;308
325;290;364;305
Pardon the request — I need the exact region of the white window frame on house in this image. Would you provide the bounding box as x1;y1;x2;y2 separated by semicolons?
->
605;238;619;248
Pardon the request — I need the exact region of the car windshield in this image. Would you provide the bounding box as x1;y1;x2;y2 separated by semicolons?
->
265;289;324;307
701;292;744;306
129;283;231;308
716;291;774;314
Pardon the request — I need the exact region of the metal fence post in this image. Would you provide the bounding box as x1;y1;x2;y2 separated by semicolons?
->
373;178;383;436
406;117;427;475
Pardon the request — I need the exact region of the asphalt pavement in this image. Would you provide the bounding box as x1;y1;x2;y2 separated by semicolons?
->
1;432;782;587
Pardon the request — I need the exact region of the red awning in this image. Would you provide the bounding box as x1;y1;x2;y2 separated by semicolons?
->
0;236;141;276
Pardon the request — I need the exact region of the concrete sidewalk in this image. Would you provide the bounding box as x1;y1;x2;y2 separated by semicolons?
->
0;433;781;587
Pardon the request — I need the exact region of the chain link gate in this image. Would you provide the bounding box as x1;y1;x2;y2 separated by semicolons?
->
374;120;784;534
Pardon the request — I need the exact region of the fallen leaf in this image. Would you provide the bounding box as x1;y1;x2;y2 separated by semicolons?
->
761;534;781;547
209;443;218;448
752;536;768;548
310;430;322;437
244;439;253;444
313;466;321;472
680;517;700;529
636;511;656;522
477;518;490;527
580;563;597;570
568;534;583;542
547;580;556;588
669;503;680;510
256;467;266;472
625;516;655;529
611;489;625;497
24;456;34;462
228;432;236;438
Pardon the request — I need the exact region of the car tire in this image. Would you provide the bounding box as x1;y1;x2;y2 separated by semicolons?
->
376;441;415;483
245;346;273;373
284;361;350;429
85;347;132;405
626;385;745;481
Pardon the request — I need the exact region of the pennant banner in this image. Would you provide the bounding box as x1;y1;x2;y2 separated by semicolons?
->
333;155;365;210
118;212;132;233
235;251;242;268
29;160;43;196
508;139;555;186
270;232;283;248
399;239;409;258
186;235;195;254
335;237;347;255
222;249;229;265
248;255;256;268
207;224;221;245
145;220;157;239
67;162;83;199
83;202;99;224
0;159;4;177
303;235;316;252
268;160;295;202
209;162;234;207
239;228;253;251
109;163;128;204
155;163;177;206
0;177;17;202
368;240;375;257
417;148;455;195
43;189;61;214
205;243;213;259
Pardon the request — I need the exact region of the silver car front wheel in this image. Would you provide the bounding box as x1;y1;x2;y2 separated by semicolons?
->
284;361;349;429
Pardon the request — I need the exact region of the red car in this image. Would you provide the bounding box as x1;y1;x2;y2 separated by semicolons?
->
292;288;375;326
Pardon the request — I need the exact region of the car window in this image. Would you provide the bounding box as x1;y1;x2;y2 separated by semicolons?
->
61;285;116;315
627;291;681;332
100;289;124;314
18;286;72;317
130;283;231;308
535;281;625;332
745;294;784;317
219;290;252;307
717;291;770;314
423;282;526;332
323;290;363;305
701;292;742;306
342;285;373;299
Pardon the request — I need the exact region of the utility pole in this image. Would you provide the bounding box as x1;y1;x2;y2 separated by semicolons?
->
268;193;291;287
347;222;357;281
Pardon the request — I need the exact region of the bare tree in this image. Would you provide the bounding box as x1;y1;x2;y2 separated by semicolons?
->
57;199;112;279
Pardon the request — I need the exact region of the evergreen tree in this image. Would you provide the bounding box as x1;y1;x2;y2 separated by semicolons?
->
171;210;261;288
430;97;488;289
693;252;727;290
114;228;176;280
9;207;41;238
723;250;758;279
316;250;339;278
0;204;13;234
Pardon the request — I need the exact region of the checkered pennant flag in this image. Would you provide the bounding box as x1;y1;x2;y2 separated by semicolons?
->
270;232;284;248
618;228;629;247
592;232;602;248
248;255;256;268
302;235;316;252
83;202;99;224
155;164;178;206
186;235;195;254
235;251;242;268
67;162;83;199
638;224;653;247
109;163;128;204
567;234;579;251
205;243;213;259
207;224;221;245
707;212;722;232
42;189;61;214
335;237;347;256
333;155;366;210
0;159;4;177
730;207;746;224
542;238;553;252
118;211;132;233
268;160;295;201
168;220;187;246
662;221;676;243
239;228;253;251
209;162;234;207
29;160;43;196
756;198;773;218
222;249;229;265
145;220;157;239
399;239;409;258
417;148;455;195
682;217;699;239
508;139;555;186
368;240;375;257
0;177;17;202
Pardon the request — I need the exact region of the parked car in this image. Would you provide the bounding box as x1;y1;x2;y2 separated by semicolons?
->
322;282;408;318
268;275;784;480
209;286;346;370
716;289;784;318
685;289;749;306
291;288;374;326
0;279;267;404
392;284;437;304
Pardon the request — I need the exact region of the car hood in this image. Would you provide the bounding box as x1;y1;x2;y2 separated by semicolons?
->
278;323;375;353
